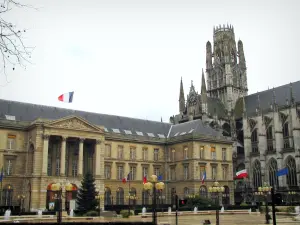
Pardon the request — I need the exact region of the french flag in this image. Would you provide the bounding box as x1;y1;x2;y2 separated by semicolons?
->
58;91;74;103
122;172;131;184
143;176;147;184
201;170;206;184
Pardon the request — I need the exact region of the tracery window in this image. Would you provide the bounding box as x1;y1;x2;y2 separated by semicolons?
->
252;160;262;188
286;157;297;187
268;158;278;188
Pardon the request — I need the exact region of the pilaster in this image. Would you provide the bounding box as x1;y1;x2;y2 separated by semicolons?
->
95;139;101;178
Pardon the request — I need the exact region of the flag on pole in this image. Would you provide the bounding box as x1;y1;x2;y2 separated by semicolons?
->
201;170;206;184
276;167;288;177
0;167;3;182
58;91;74;103
122;172;131;184
235;169;248;179
143;176;147;184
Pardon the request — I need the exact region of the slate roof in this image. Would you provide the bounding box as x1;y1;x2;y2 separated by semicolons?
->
0;99;171;137
207;97;226;119
168;119;222;138
234;81;300;118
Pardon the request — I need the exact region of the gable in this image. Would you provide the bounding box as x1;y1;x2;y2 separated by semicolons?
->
46;116;104;133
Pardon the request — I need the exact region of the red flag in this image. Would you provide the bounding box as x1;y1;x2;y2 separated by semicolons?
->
143;176;147;184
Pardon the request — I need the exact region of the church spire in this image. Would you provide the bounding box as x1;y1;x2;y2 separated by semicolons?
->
201;68;207;95
179;77;185;114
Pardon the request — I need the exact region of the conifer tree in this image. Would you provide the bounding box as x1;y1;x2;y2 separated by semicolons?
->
76;172;98;212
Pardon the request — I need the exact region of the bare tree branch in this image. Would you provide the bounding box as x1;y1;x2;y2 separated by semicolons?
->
0;0;34;86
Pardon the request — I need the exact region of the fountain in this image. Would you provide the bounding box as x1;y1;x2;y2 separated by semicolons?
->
295;206;300;221
168;207;172;215
69;209;74;217
220;206;224;213
193;207;198;214
4;209;11;220
37;209;43;218
142;207;146;217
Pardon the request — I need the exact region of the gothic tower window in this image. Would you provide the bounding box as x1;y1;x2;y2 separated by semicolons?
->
266;126;273;151
251;129;258;153
252;160;262;188
282;123;290;149
268;158;278;188
286;157;297;187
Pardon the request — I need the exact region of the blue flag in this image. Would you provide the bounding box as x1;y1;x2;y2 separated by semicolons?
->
276;167;288;177
158;175;163;181
0;167;3;182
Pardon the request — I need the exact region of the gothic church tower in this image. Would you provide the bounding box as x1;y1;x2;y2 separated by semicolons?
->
206;24;248;114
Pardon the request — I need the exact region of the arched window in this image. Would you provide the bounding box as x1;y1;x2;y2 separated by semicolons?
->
268;158;278;188
116;187;124;205
171;188;176;205
222;186;230;205
142;190;149;205
199;186;207;198
286;157;297;187
104;187;111;205
283;123;290;148
252;160;262;188
266;126;273;151
129;187;137;205
251;129;258;153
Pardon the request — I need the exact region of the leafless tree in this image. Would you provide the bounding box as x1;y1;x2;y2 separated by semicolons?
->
0;0;34;84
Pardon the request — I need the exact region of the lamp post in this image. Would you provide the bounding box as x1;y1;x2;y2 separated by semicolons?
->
143;174;165;225
50;182;73;224
17;194;25;216
288;191;296;204
256;183;272;224
95;188;105;217
208;181;225;225
126;195;138;213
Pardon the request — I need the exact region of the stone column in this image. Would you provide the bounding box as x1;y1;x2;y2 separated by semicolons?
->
78;138;84;176
42;134;50;175
60;137;67;176
95;140;101;177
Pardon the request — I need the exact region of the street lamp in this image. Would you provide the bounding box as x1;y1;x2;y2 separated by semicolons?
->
95;188;105;217
208;181;225;225
256;183;272;224
17;194;25;216
50;182;73;224
143;174;165;225
288;191;296;204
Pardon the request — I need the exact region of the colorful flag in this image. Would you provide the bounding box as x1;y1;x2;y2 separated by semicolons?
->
158;175;163;181
0;167;3;182
276;167;288;177
58;91;74;103
235;169;248;179
143;176;147;184
201;170;206;184
122;172;131;184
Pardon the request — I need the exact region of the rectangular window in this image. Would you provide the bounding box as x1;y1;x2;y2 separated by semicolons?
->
154;148;159;161
105;165;111;179
142;167;148;178
171;167;176;180
47;154;52;176
183;147;188;159
130;166;136;180
117;146;124;159
154;167;160;176
200;166;205;180
211;166;217;180
142;148;148;161
6;160;13;176
222;148;226;161
105;144;111;158
184;165;189;180
55;158;60;176
117;165;124;180
222;166;228;180
171;149;176;161
200;146;205;159
130;147;136;160
7;134;16;150
211;147;216;160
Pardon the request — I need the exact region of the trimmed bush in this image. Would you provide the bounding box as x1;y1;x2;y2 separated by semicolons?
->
120;210;134;218
84;210;99;217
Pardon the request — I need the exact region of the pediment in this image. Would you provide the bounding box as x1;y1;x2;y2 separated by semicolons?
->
46;116;103;133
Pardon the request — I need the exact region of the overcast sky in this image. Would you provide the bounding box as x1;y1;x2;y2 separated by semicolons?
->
0;0;299;122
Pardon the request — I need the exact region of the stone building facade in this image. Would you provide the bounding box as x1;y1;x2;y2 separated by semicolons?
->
0;100;234;211
170;24;300;203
